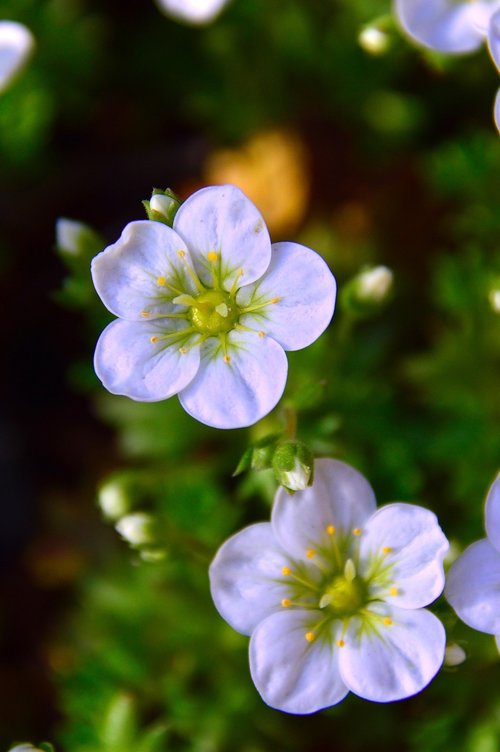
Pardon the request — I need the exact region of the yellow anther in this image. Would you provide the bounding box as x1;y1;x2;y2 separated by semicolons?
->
177;249;186;258
258;331;266;338
305;631;315;643
270;297;281;304
326;524;336;536
337;639;345;648
306;549;315;559
141;310;151;318
383;617;393;626
156;276;167;286
281;598;291;608
237;267;244;277
207;251;219;262
223;354;231;363
383;546;393;554
281;566;291;576
150;335;159;344
389;587;398;597
353;528;362;537
179;346;188;355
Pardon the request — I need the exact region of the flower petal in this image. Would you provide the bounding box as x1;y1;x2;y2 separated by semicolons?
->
91;220;198;320
237;242;336;351
155;0;228;24
394;0;487;53
173;185;272;292
445;538;500;635
359;503;449;608
271;458;377;560
486;473;500;555
209;523;292;636
496;634;500;653
488;9;500;70
339;605;446;702
494;87;500;133
178;330;288;428
94;319;200;401
0;21;34;93
249;610;349;714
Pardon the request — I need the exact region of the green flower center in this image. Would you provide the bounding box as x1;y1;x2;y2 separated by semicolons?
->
320;570;368;617
189;290;240;335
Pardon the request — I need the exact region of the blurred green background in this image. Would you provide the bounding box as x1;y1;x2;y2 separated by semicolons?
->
1;0;500;749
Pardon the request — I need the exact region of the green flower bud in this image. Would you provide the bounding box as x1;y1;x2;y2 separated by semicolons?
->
55;218;103;258
341;265;393;316
488;288;500;314
272;441;314;492
115;512;158;548
143;188;181;227
98;477;132;521
358;26;390;55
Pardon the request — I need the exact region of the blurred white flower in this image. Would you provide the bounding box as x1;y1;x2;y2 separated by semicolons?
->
92;185;336;429
446;474;500;649
154;0;229;25
210;458;449;713
0;20;34;93
394;0;500;131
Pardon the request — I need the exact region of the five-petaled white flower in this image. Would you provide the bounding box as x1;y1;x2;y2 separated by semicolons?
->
445;473;500;651
210;458;449;714
154;0;229;25
394;0;500;131
0;20;34;94
91;185;336;429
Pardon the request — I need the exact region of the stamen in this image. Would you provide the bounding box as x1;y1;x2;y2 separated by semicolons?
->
281;598;292;608
305;631;315;643
207;251;219;262
270;297;281;304
156;276;167;286
344;558;356;582
326;524;336;536
382;546;392;554
176;249;205;291
150;336;159;343
223;354;231;364
337;639;345;648
141;310;151;318
281;566;291;576
258;331;265;338
179;346;188;354
229;268;245;296
389;586;398;597
177;250;186;258
353;528;362;537
306;549;315;559
383;617;393;626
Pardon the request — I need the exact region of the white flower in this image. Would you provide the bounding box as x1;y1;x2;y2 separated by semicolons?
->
210;458;449;713
91;185;336;429
394;0;500;131
445;474;500;648
357;265;393;303
0;20;34;94
154;0;229;25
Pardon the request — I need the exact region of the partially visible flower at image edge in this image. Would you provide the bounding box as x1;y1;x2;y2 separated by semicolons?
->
445;473;500;651
154;0;229;25
394;0;500;131
91;185;336;429
0;20;34;94
210;458;449;714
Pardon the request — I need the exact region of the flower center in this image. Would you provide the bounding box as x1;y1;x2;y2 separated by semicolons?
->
319;559;368;617
189;290;239;335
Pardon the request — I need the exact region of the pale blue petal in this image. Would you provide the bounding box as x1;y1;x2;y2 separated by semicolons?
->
271;459;377;560
486;473;500;554
249;610;348;714
488;8;500;70
209;523;292;636
173;185;272;292
339;605;446;702
445;538;500;635
359;503;448;608
394;0;487;53
94;319;200;401
495;87;500;132
179;330;287;429
91;220;198;320
0;21;34;93
237;242;336;351
495;634;500;652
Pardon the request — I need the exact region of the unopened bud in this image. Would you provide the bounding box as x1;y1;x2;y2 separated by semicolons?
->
444;643;466;667
115;512;157;547
8;745;52;752
488;289;500;313
359;26;390;55
357;266;393;303
98;479;131;521
272;441;314;493
55;218;103;258
144;189;181;226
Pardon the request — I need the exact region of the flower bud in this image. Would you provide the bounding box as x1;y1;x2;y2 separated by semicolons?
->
98;478;132;521
143;189;181;227
444;643;466;667
8;745;52;752
358;26;390;55
272;441;314;493
488;288;500;314
341;265;393;316
115;512;158;548
55;218;102;258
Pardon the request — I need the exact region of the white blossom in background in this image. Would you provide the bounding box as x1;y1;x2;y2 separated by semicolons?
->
91;185;336;429
154;0;229;25
0;20;34;94
394;0;500;131
210;458;449;714
445;474;500;650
